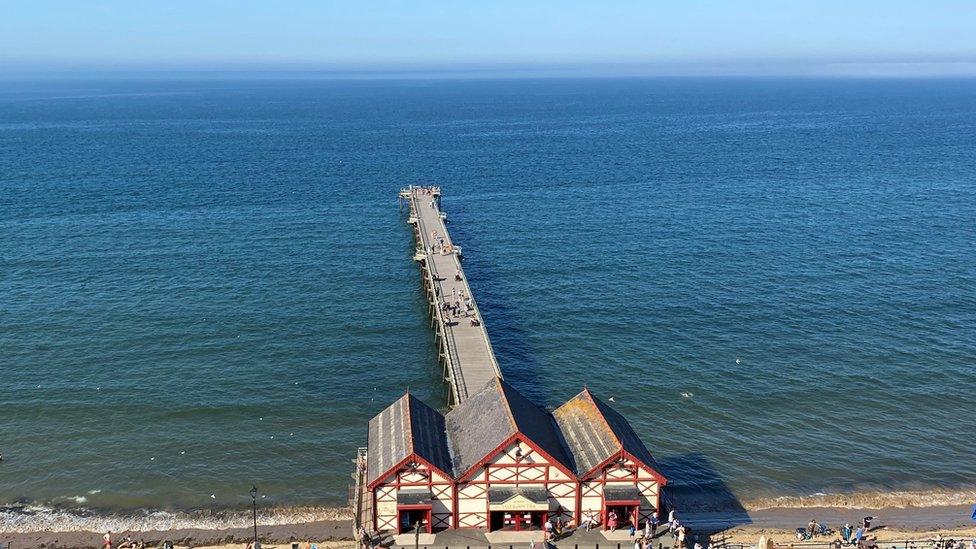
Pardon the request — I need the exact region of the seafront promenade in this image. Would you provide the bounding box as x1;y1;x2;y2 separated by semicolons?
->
398;186;503;406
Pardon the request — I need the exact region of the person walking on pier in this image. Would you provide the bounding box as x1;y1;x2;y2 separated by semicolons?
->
455;269;462;281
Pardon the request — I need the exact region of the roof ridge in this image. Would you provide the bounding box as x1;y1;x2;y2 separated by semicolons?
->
403;393;415;456
496;378;519;434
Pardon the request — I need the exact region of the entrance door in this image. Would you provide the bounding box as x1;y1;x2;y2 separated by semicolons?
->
397;508;432;534
489;511;547;532
604;504;638;531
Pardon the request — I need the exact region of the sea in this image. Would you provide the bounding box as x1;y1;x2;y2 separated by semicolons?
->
1;76;975;532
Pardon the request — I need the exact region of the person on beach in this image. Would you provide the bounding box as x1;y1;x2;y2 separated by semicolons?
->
853;525;865;546
103;531;113;549
842;523;852;543
808;519;818;537
861;516;875;531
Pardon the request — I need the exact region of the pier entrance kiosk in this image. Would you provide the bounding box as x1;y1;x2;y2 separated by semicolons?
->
489;510;547;532
487;488;550;532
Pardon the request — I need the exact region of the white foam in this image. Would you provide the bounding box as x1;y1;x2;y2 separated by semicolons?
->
0;504;351;534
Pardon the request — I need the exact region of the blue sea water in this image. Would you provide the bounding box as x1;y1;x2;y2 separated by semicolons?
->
1;77;975;527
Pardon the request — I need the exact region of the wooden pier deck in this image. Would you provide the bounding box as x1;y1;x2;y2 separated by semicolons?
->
399;186;502;406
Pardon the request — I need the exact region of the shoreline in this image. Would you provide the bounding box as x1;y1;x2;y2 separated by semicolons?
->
4;504;975;549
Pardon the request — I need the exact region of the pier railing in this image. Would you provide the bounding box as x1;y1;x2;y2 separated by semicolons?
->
352;446;369;536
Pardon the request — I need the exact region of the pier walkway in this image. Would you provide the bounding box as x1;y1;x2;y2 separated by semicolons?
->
399;186;502;406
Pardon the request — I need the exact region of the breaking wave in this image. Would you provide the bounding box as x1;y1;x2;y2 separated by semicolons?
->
0;503;351;534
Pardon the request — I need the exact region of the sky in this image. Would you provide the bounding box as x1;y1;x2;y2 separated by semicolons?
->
2;1;975;77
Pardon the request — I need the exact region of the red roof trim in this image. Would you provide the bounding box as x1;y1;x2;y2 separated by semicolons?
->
455;432;519;482
367;452;455;491
454;430;579;483
514;431;577;480
579;449;668;485
623;449;668;485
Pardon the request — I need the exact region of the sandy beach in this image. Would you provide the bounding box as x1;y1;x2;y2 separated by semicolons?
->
5;504;974;549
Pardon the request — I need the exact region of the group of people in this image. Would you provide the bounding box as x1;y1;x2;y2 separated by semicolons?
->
440;283;478;326
624;509;701;549
543;516;568;542
412;185;440;197
797;515;879;548
101;532;154;549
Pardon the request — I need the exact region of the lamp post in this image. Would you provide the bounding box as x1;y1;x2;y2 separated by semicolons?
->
249;485;258;548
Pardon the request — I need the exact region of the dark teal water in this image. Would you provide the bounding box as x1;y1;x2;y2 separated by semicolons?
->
1;77;975;528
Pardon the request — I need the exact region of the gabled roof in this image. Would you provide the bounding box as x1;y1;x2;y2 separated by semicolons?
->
552;389;665;480
445;378;574;479
367;393;452;487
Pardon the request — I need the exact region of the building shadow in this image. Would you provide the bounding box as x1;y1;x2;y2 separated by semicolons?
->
456;254;547;403
656;452;752;535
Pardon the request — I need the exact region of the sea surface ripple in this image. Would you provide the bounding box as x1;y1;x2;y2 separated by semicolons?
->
1;77;974;529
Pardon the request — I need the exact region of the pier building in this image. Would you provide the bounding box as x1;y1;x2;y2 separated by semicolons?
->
364;380;666;534
352;188;666;537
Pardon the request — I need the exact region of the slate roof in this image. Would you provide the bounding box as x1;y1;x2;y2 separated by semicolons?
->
552;389;663;479
367;393;453;486
445;378;574;478
367;384;661;488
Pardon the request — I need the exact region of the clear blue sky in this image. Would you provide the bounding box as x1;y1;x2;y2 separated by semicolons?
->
2;0;975;76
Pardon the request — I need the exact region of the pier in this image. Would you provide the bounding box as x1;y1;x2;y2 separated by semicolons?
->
398;185;503;406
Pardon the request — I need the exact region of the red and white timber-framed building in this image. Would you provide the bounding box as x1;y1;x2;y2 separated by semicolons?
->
366;394;455;533
553;389;668;530
364;380;667;534
448;379;578;531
